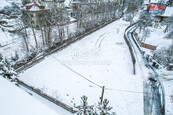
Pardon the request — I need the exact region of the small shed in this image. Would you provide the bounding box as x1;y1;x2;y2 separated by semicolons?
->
141;42;156;50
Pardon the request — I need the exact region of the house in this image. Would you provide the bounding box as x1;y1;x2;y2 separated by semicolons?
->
22;1;49;27
144;0;167;4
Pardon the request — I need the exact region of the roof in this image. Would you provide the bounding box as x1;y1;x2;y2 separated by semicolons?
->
161;7;173;17
150;0;159;3
0;77;59;115
25;2;43;11
144;0;168;4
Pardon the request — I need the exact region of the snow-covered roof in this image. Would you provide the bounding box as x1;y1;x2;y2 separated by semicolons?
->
29;5;41;11
162;7;173;17
144;0;168;4
25;2;41;7
0;77;59;115
150;0;160;3
25;2;45;11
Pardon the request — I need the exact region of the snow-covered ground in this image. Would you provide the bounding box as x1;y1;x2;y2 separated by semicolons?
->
0;29;22;57
19;19;144;115
0;77;68;115
141;26;172;49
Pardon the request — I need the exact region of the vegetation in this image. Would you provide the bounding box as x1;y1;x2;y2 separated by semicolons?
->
166;0;173;6
0;53;16;80
75;96;116;115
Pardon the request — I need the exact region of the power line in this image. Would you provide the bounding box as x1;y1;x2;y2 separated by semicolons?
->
105;87;144;94
52;56;171;97
52;56;102;88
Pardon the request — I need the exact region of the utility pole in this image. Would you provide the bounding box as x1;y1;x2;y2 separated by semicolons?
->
100;86;105;104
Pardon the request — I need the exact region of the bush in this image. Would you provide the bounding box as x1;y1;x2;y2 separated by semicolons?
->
153;46;173;66
0;3;21;15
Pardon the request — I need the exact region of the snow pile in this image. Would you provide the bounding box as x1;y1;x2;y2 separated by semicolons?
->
0;77;60;115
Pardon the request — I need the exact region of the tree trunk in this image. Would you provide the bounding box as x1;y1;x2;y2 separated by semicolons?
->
47;25;51;47
23;27;29;52
31;27;38;49
41;27;45;47
164;25;168;33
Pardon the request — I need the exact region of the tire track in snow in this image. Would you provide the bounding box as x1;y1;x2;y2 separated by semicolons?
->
98;37;105;48
95;33;106;48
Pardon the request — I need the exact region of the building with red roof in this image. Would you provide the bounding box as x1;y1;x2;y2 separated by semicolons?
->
22;1;49;28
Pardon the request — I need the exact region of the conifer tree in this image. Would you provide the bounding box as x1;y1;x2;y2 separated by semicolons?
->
166;0;173;6
96;99;116;115
0;53;16;80
75;96;116;115
75;96;97;115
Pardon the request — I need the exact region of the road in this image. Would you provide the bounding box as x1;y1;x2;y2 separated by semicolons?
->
125;23;165;115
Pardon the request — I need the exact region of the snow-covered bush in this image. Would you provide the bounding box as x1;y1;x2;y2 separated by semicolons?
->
0;53;16;80
138;12;153;32
11;51;19;62
0;3;21;15
138;28;151;42
153;46;173;66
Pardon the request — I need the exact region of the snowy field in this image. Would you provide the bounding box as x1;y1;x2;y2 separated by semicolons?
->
19;19;144;115
0;77;66;115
